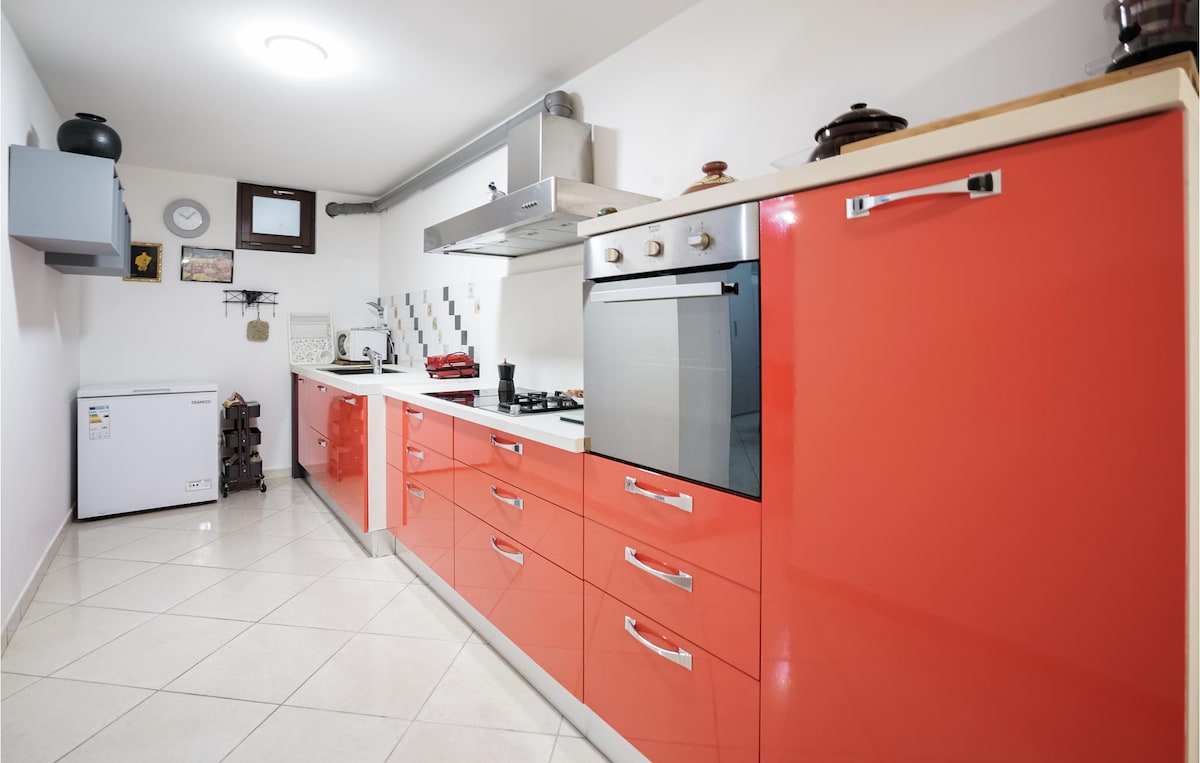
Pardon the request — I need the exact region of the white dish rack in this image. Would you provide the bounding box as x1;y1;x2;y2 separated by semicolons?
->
288;313;334;364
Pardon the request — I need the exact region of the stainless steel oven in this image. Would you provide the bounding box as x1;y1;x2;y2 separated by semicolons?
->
583;201;760;498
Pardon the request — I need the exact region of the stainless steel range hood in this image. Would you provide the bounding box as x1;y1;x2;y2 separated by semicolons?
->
423;110;657;257
424;177;658;256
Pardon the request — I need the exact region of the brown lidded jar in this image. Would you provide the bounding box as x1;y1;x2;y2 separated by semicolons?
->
809;103;908;162
682;161;737;194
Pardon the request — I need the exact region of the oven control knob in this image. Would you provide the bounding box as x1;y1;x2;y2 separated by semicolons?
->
604;247;622;263
688;233;712;250
644;240;663;257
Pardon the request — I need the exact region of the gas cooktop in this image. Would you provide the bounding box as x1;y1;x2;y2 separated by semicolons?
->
424;388;582;416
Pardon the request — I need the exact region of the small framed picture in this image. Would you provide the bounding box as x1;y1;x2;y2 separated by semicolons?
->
125;242;162;282
181;246;234;283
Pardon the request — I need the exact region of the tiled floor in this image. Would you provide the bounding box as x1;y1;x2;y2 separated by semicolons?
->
1;477;609;763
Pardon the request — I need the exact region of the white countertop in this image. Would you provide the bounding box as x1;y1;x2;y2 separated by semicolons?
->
578;68;1197;237
291;364;588;452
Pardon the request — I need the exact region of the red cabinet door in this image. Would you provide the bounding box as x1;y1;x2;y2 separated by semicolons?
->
389;471;454;584
296;375;331;438
759;112;1186;762
583;583;758;763
298;425;329;485
454;507;582;699
455;419;583;513
326;389;367;531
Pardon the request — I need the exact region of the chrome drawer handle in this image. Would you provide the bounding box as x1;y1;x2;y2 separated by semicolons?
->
847;169;1001;218
489;434;523;455
405;483;425;500
405;446;424;460
317;385;327;392
404;407;424;420
489;485;524;510
317;438;327;448
342;396;357;405
624;477;693;513
489;535;524;565
624;547;693;592
624;616;692;671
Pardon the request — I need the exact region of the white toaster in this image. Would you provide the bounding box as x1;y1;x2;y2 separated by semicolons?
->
335;328;388;361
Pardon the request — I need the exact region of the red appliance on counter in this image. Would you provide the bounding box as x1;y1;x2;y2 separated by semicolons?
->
424;352;479;379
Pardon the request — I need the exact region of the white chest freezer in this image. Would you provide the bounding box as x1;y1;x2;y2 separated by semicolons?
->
77;382;220;518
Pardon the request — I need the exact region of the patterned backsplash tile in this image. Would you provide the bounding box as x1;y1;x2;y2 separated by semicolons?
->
382;283;482;369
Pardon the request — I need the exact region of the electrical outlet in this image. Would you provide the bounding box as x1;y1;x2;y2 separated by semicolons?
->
185;479;212;492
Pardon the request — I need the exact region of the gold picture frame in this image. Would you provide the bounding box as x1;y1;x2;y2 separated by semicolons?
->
125;242;163;282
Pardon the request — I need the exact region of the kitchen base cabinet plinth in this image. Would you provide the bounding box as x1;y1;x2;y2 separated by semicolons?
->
583;583;758;763
454;507;582;699
759;111;1187;761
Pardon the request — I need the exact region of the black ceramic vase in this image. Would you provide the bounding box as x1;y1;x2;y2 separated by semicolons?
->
56;112;122;161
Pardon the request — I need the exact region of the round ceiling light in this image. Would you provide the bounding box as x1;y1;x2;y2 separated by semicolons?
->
264;35;328;73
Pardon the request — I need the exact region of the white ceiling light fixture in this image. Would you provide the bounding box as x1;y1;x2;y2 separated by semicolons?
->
264;34;328;75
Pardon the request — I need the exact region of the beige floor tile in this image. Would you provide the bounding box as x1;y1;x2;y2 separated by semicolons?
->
247;538;362;576
45;554;81;573
287;633;462;719
225;706;409;763
170;507;281;533
550;737;612;763
56;525;155;557
263;576;405;631
81;563;233;612
387;722;557;763
417;643;561;734
53;614;249;689
168;569;317;621
15;601;67;628
235;510;333;538
166;623;351;703
302;521;357;542
1;672;40;699
169;532;294;569
363;584;471;642
0;677;151;763
34;557;157;605
558;718;584;738
94;528;224;563
1;606;154;676
59;691;273;763
327;554;417;583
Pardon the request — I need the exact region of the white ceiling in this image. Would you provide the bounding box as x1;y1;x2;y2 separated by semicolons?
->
4;0;700;196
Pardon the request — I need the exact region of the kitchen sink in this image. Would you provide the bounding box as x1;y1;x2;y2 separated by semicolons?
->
323;367;402;375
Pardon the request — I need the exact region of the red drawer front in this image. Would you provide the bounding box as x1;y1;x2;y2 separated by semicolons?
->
401;438;454;501
401;402;453;458
454;507;582;699
454;419;583;513
296;375;332;438
385;429;405;470
298;425;328;483
386;464;403;529
455;463;583;577
389;472;454;584
583;455;761;591
583;583;758;763
385;397;405;435
583;518;759;678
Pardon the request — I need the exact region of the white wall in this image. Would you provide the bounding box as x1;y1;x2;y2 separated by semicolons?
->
1;15;80;632
374;0;1112;390
78;166;381;472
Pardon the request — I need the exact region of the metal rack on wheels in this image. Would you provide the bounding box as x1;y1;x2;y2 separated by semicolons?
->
220;401;266;496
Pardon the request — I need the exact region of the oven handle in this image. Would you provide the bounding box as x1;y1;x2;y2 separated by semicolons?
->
589;281;737;304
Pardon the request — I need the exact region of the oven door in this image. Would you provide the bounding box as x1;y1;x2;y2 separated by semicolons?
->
584;261;760;498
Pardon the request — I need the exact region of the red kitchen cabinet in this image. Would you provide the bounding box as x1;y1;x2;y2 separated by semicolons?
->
583;583;758;763
388;469;454;583
401;438;455;501
295;375;368;532
454;506;582;699
455;419;583;513
454;462;583;577
295;374;331;438
583;518;758;679
759;112;1186;762
583;455;760;591
401;401;454;458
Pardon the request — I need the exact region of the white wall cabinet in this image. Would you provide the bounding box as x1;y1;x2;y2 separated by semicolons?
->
8;145;131;276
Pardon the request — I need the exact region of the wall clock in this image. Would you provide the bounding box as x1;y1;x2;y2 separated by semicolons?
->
163;198;210;238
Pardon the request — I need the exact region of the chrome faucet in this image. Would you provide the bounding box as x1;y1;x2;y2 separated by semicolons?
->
363;347;383;374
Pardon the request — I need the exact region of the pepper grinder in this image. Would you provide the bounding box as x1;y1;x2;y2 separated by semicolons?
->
497;359;515;403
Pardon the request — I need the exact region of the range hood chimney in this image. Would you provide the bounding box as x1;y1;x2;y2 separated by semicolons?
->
423;97;657;257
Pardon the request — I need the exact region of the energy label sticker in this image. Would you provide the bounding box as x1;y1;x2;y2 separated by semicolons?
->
88;405;111;440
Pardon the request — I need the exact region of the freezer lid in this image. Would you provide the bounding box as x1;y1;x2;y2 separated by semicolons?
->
77;382;219;399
